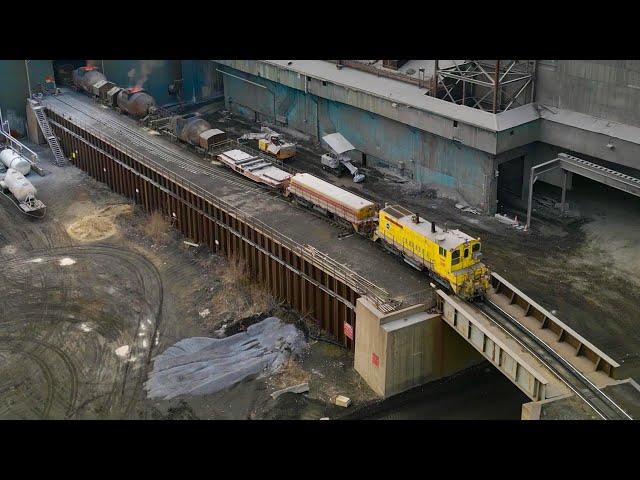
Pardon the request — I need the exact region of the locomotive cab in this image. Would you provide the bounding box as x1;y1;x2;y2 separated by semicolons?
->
446;240;490;301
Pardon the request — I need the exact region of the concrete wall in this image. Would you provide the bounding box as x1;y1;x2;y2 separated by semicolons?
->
536;60;640;127
182;60;224;104
354;297;482;398
220;63;495;209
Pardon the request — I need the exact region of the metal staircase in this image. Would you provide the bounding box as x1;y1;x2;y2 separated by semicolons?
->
31;102;66;166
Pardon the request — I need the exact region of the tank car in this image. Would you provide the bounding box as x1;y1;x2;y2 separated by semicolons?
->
72;66;107;93
92;79;117;101
1;168;45;215
0;149;31;176
170;114;212;146
116;87;157;118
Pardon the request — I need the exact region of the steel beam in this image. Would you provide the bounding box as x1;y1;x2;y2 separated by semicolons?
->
437;290;550;401
526;153;640;229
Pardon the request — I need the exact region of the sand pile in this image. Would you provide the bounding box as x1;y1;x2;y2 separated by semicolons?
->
67;204;133;242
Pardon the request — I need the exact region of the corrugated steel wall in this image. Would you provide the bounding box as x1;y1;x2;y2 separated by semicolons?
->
0;60;54;136
102;60;182;106
46;109;360;349
181;60;224;103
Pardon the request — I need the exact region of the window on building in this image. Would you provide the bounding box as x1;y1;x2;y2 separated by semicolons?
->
452;250;460;259
453;120;458;128
464;248;469;258
322;80;327;86
472;243;480;252
439;247;446;257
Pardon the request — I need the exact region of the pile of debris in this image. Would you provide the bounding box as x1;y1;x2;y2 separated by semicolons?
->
494;213;526;230
455;203;480;215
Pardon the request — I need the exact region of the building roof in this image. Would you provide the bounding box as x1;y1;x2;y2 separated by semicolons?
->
539;105;640;146
383;204;476;250
322;132;355;154
265;60;507;132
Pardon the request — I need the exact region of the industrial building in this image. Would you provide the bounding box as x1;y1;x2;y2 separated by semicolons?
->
1;59;639;421
8;60;638;215
213;60;640;215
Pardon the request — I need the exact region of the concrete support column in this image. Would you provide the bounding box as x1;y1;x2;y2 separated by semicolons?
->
560;169;568;210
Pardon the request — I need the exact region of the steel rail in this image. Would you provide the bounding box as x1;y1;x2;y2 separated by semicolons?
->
477;300;631;420
48;95;373;244
52;95;264;191
43;99;393;308
50;95;274;193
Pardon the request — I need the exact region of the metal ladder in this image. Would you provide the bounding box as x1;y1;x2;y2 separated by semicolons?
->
31;102;66;167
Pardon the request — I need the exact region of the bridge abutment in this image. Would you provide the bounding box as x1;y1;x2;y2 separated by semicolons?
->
354;297;482;398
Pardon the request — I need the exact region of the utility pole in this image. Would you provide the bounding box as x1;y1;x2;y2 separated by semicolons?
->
493;60;501;114
433;60;439;97
25;60;32;99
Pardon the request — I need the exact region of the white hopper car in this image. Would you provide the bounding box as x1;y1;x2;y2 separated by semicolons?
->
285;173;377;233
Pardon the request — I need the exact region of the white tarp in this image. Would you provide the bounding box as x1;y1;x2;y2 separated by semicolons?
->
322;132;355;155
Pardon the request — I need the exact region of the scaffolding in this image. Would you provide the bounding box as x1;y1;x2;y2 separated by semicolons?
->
433;60;536;113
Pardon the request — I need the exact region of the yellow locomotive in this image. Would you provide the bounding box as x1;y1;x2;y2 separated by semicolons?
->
373;204;490;300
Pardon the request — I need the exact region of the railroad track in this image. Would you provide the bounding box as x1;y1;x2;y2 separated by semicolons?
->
47;94;366;240
476;300;632;420
49;95;277;197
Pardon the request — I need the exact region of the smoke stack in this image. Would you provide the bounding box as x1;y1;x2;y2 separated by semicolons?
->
431;222;436;233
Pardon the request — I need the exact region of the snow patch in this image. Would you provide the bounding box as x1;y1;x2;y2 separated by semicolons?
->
115;345;130;358
79;322;93;333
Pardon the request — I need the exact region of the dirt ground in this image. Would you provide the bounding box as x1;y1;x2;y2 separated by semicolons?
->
0;143;384;420
203;109;640;382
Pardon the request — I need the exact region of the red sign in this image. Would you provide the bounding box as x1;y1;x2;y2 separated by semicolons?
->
371;353;379;367
343;322;353;340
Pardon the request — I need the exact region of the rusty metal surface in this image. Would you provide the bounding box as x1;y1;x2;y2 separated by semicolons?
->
46;108;402;348
116;89;157;118
41;93;424;302
72;68;107;93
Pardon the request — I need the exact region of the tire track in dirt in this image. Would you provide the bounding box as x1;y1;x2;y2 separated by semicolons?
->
0;243;163;418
